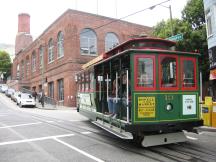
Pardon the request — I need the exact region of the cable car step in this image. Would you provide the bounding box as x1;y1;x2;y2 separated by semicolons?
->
92;119;133;140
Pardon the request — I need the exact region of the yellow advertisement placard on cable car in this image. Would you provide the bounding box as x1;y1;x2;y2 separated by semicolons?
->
138;97;155;118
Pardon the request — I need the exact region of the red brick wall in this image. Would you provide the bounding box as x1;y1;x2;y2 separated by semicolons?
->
18;13;30;33
15;33;33;54
15;13;32;54
13;9;152;107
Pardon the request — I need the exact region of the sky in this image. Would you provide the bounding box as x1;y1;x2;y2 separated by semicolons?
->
0;0;188;45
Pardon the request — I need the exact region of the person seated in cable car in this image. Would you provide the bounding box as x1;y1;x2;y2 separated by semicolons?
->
107;78;120;118
121;72;131;120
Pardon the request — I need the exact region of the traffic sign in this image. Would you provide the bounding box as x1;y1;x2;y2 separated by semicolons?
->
166;33;183;41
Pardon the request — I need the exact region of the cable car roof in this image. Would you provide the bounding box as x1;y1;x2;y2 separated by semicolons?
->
81;37;200;70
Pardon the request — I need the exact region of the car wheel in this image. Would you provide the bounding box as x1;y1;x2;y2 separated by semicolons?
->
19;102;22;108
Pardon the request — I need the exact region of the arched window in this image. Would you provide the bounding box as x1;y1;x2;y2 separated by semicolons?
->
48;38;54;63
32;51;36;72
80;28;97;55
105;32;119;52
39;45;44;68
57;31;64;58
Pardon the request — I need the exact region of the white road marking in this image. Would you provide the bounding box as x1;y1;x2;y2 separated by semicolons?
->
69;119;82;122
54;138;104;162
46;121;55;123
31;116;45;121
0;133;74;146
57;120;63;122
186;136;198;140
0;115;7;117
0;122;42;129
81;131;92;134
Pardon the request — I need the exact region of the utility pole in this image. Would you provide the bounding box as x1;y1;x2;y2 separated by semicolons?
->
150;1;174;36
169;5;174;36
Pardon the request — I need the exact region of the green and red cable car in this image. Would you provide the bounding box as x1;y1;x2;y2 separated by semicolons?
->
76;36;203;147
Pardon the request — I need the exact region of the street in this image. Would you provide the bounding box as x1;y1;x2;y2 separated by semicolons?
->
1;93;216;162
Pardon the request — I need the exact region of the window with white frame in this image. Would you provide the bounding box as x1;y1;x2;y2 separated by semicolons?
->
80;28;97;55
32;51;36;72
206;9;213;36
39;45;44;68
48;38;54;63
105;32;119;52
57;31;64;58
58;79;64;101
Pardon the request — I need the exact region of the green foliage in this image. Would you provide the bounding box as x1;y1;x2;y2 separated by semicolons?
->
152;0;209;81
153;19;191;39
182;0;205;30
0;50;12;80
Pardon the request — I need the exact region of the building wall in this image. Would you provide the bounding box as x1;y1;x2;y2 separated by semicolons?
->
12;9;152;107
204;0;216;99
204;0;216;49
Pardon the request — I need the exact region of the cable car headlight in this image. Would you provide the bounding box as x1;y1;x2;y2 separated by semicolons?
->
166;103;173;111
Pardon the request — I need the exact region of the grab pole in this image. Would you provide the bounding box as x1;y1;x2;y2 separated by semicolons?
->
107;73;109;102
126;70;129;123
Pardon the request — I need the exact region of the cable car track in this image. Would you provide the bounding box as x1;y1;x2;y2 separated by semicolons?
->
0;100;213;162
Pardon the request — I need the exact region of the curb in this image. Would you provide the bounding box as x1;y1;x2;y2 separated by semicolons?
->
198;126;216;132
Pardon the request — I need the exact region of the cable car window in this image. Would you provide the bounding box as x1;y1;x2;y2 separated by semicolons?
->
160;56;177;88
181;58;196;89
90;72;94;90
137;58;153;87
183;60;194;87
81;73;85;91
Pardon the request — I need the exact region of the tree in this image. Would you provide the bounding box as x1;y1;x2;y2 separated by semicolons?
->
0;50;12;81
181;0;208;81
182;0;205;30
153;0;209;81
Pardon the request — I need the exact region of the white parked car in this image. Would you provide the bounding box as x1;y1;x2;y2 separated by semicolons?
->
17;93;36;108
11;91;21;102
6;88;15;97
0;85;8;93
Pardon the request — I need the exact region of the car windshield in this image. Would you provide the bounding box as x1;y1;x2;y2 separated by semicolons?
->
22;94;33;99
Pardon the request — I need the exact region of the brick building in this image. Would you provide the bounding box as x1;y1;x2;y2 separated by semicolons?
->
11;9;152;107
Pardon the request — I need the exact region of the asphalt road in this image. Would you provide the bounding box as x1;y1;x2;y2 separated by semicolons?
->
1;92;216;162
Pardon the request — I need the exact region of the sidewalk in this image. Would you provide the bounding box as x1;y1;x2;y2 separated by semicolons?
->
198;126;216;132
36;100;76;110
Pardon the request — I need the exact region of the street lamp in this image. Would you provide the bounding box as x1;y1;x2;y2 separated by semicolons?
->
160;4;174;36
150;3;174;36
